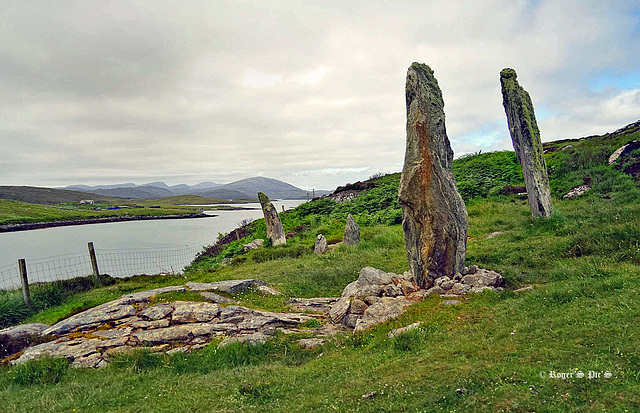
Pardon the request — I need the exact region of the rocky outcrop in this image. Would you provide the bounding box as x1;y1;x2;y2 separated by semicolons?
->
328;266;503;332
398;62;469;288
343;214;361;246
7;280;315;368
0;323;51;357
500;68;553;218
562;184;591;199
314;234;328;255
608;140;640;165
243;239;264;252
258;192;286;246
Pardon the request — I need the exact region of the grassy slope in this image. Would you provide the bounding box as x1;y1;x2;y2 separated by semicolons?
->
2;124;640;412
0;186;123;205
0;199;205;226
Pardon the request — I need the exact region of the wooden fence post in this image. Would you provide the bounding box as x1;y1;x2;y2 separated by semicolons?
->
88;242;100;284
18;259;32;309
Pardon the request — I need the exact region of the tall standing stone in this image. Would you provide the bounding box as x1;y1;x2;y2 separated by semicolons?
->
398;62;468;289
257;192;286;246
343;214;360;246
500;68;553;218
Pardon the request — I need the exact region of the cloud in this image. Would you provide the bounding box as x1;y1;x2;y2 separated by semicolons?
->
0;0;639;191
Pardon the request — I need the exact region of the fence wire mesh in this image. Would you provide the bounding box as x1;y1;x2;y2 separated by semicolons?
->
0;243;206;291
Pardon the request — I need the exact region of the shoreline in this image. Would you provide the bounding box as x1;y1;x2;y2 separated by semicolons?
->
0;213;215;233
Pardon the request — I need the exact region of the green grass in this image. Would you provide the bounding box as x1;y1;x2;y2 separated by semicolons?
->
0;199;204;226
2;124;640;411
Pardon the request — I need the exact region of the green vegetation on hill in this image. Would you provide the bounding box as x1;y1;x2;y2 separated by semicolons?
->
0;186;123;205
0;199;203;226
2;122;640;412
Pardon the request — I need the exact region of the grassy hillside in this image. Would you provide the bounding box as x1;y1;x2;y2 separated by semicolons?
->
0;199;202;226
2;122;640;412
0;186;123;205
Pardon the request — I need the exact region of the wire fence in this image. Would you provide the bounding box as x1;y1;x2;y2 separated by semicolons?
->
0;243;206;291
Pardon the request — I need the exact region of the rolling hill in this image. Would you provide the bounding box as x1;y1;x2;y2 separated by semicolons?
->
0;186;124;205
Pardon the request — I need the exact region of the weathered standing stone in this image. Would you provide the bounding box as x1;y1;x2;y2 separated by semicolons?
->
343;214;361;245
257;192;286;246
398;62;469;288
314;234;328;255
500;68;553;218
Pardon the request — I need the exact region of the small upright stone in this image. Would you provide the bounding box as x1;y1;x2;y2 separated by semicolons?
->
500;68;553;218
257;192;286;246
398;62;469;288
314;234;328;255
343;214;361;245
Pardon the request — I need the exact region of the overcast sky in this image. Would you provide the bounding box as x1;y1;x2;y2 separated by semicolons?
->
1;0;639;191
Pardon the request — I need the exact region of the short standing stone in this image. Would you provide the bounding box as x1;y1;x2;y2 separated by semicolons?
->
500;68;553;218
243;239;264;252
314;234;328;255
398;62;469;288
258;192;286;246
343;214;361;245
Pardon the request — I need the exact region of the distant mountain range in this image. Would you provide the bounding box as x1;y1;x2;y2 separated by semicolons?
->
59;177;330;201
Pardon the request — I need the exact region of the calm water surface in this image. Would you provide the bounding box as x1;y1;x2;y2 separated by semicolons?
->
0;200;305;288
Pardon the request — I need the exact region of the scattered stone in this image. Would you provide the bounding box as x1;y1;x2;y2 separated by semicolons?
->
425;285;445;295
441;300;461;306
327;243;341;252
257;285;283;295
450;283;471;295
199;291;238;304
561;144;574;151
608;140;640;165
243;239;264;252
400;279;417;296
500;68;553;218
562;184;591;199
343;214;361;245
469;286;497;294
117;285;187;304
298;338;326;349
363;296;383;305
440;294;461;299
387;322;422;338
218;332;268;348
314;234;328;255
461;269;503;288
398;62;468;287
328;297;350;323
186;279;267;294
358;267;394;286
406;290;429;301
342;314;362;329
258;192;286;246
171;301;221;324
354;297;414;333
128;319;171;330
72;353;107;369
515;285;534;293
349;299;368;315
42;302;137;336
486;231;504;239
288;297;339;314
434;276;451;287
221;258;233;265
0;323;51;357
133;323;217;345
440;280;456;290
166;346;189;355
383;284;403;297
139;303;173;321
